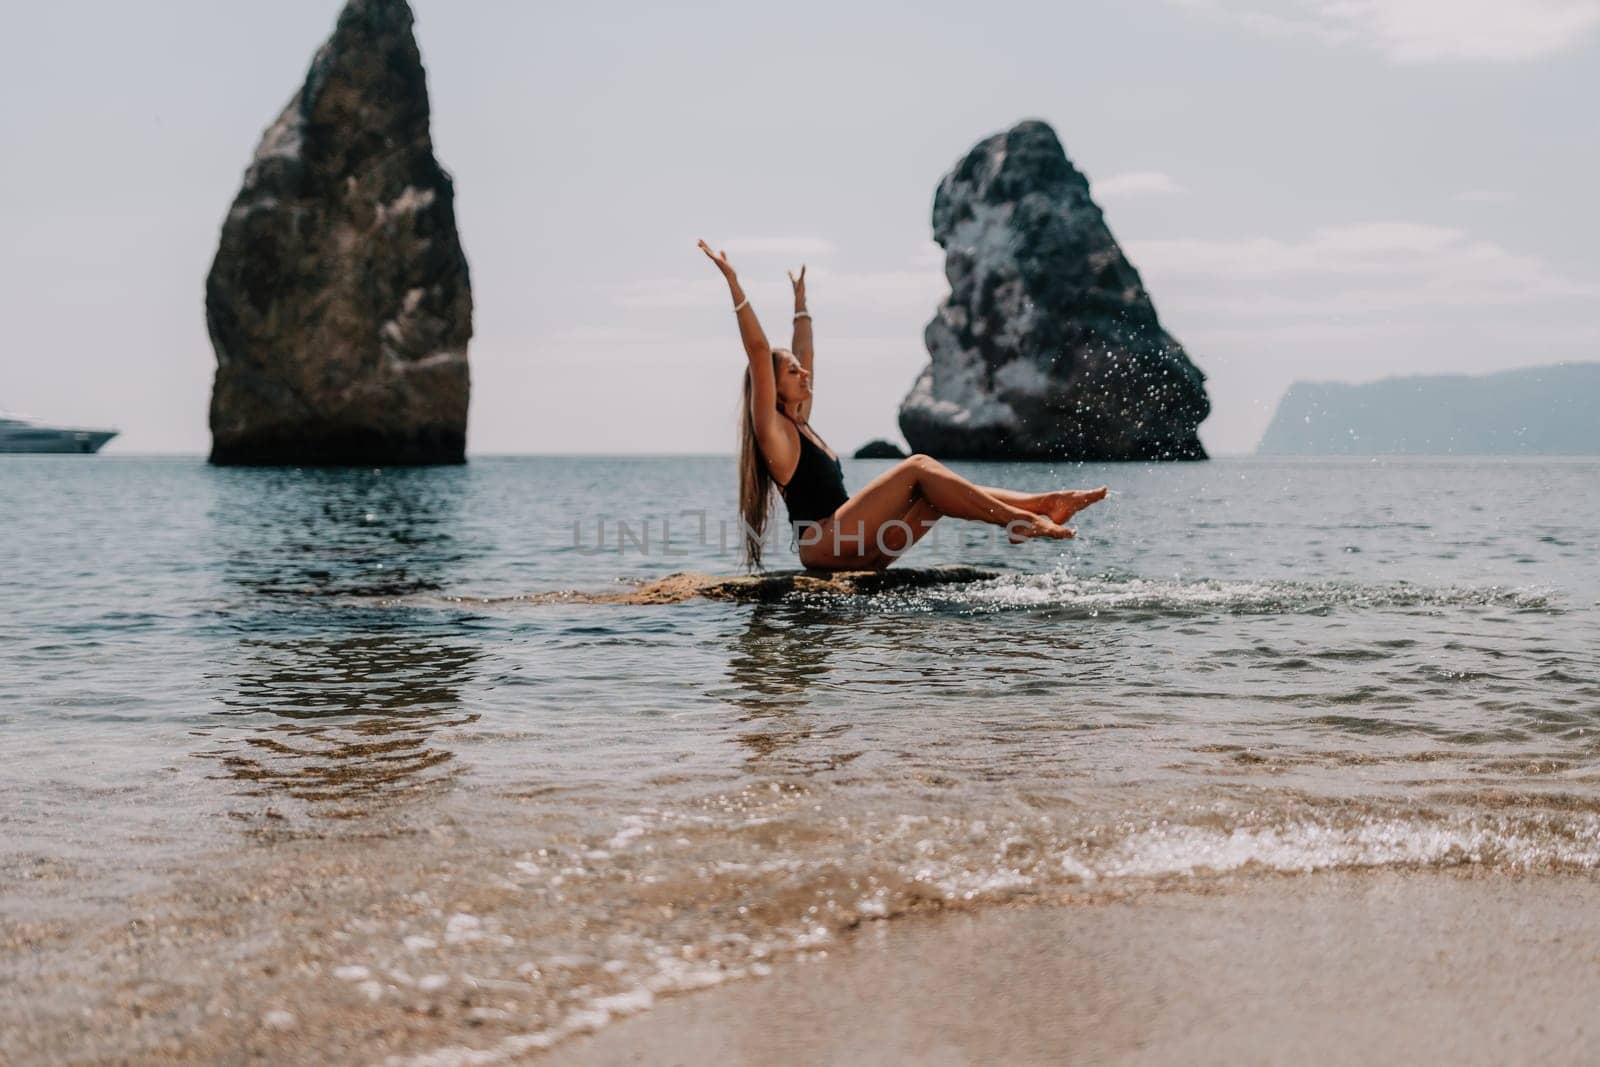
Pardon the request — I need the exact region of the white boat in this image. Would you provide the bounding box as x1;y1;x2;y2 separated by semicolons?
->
0;412;118;454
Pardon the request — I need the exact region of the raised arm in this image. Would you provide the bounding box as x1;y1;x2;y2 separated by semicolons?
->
788;265;813;422
788;265;812;374
699;240;785;444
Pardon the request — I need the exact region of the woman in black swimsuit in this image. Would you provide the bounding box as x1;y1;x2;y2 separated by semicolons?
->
700;241;1107;571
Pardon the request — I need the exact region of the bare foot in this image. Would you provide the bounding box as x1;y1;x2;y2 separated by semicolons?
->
1008;515;1077;544
1043;486;1108;524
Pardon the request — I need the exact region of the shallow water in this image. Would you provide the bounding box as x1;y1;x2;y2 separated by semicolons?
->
3;455;1598;1057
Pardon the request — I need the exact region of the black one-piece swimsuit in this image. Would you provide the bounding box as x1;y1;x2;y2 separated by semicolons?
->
774;425;849;527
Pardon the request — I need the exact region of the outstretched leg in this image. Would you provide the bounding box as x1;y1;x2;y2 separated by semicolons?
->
981;485;1109;525
799;455;1072;570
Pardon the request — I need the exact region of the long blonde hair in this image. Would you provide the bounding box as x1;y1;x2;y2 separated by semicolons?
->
738;349;789;570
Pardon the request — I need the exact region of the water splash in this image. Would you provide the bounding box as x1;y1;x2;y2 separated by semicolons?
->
884;571;1560;616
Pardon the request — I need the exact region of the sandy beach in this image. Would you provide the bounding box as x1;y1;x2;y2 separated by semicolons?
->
561;870;1600;1066
10;809;1600;1067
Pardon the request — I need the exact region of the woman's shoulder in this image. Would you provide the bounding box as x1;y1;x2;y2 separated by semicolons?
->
758;413;800;442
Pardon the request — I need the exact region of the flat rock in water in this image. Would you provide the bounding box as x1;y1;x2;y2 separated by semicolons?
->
206;0;472;466
468;565;1000;606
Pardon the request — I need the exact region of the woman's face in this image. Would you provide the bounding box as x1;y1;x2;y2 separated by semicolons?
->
775;351;811;408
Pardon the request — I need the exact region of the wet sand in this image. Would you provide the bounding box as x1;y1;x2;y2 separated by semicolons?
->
560;870;1600;1066
7;843;1600;1065
8;783;1600;1067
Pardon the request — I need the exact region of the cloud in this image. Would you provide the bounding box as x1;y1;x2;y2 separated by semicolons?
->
818;268;946;311
1092;171;1186;201
1127;221;1597;317
615;266;944;314
713;237;837;257
549;325;665;345
614;277;732;311
1169;0;1600;62
1454;189;1518;203
637;224;1589;325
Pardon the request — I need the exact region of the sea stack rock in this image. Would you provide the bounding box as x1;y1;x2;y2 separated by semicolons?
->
206;0;471;466
899;120;1207;461
853;438;908;459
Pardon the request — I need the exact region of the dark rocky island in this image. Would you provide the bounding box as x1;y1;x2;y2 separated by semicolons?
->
899;120;1208;461
206;0;472;466
853;438;909;459
1257;363;1600;456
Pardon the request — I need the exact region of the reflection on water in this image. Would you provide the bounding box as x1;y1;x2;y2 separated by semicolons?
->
200;466;483;811
722;604;848;771
726;605;835;715
209;465;476;600
204;632;479;804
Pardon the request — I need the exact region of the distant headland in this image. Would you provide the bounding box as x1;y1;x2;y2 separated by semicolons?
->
1257;362;1600;456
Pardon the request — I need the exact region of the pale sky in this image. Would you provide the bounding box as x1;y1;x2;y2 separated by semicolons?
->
2;0;1596;455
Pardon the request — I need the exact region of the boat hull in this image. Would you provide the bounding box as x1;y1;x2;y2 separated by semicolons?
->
0;428;118;454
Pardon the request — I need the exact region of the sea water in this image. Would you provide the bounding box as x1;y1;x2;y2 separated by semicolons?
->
3;455;1598;1057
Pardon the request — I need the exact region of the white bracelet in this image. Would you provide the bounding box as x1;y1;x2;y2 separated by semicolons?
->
793;310;811;320
732;298;750;313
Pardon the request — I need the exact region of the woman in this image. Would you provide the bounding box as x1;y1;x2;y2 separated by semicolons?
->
700;240;1107;570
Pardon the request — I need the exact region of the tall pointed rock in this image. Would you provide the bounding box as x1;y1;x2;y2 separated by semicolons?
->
206;0;471;466
900;120;1208;461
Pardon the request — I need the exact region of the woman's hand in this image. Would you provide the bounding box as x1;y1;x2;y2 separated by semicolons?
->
788;264;807;309
698;239;736;279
